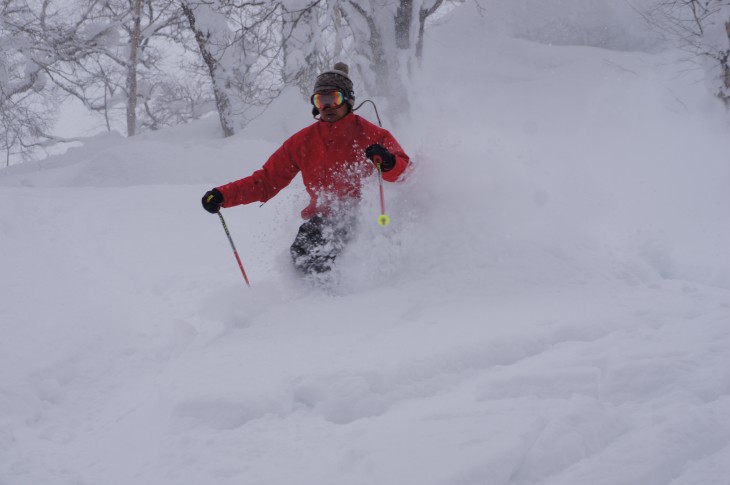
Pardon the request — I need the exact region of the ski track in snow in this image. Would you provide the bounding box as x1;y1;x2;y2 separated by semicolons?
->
3;4;730;484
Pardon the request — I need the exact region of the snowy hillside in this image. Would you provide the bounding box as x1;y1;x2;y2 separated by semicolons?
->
3;3;730;485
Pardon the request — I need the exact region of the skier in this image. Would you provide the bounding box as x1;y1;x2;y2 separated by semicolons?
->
201;62;411;275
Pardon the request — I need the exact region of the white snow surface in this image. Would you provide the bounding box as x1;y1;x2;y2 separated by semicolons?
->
3;5;730;485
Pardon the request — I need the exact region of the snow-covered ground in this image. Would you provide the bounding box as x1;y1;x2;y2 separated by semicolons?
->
3;3;730;484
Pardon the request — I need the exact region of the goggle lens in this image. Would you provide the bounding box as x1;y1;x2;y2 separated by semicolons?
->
312;91;346;110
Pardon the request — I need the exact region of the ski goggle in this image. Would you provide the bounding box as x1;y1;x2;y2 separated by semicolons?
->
311;90;346;110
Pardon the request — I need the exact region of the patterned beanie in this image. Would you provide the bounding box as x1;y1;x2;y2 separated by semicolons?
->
313;62;355;106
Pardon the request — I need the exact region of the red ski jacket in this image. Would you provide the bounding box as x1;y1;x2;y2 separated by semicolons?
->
216;113;410;219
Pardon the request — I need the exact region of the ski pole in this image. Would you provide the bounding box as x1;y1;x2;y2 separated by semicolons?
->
216;211;251;287
354;101;390;226
372;155;390;227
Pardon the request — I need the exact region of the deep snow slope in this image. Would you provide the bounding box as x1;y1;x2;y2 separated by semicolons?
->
3;4;730;485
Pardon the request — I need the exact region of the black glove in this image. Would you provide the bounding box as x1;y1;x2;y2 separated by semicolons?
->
365;144;396;172
202;188;224;213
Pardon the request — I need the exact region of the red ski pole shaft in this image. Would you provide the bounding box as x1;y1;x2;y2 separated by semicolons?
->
217;211;251;287
372;155;390;227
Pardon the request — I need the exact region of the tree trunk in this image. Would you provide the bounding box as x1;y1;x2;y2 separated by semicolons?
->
334;5;344;59
395;0;413;49
126;0;142;137
724;19;730;108
417;0;444;62
181;2;235;137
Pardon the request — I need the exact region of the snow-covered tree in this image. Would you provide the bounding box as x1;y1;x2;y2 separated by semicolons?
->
278;0;454;123
280;0;333;99
1;0;188;164
0;0;107;162
1;0;463;162
181;0;286;137
337;0;448;121
44;0;187;136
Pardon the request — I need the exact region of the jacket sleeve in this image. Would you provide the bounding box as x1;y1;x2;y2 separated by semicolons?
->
378;130;410;183
216;139;300;208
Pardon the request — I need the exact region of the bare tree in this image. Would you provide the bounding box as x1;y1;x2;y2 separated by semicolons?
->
127;0;143;136
0;84;59;166
643;0;730;106
140;73;215;131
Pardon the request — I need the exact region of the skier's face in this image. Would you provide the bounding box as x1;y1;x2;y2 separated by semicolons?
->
319;103;349;122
